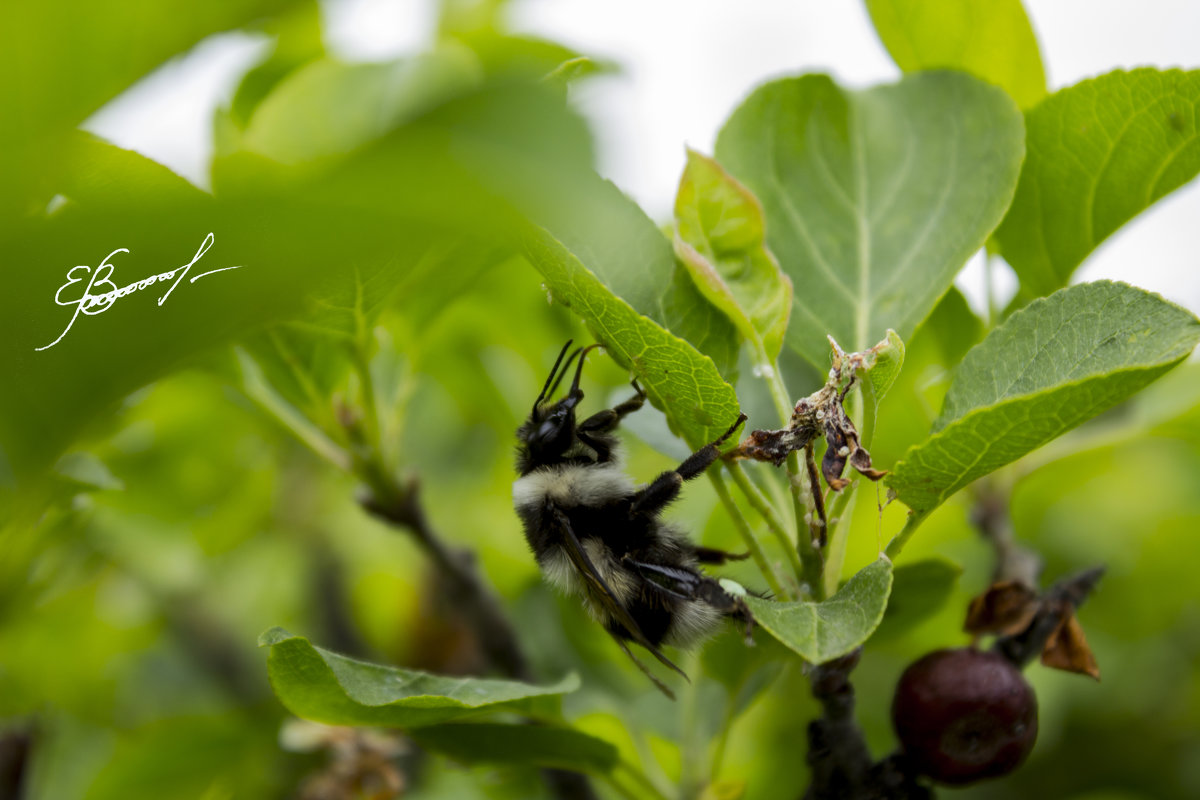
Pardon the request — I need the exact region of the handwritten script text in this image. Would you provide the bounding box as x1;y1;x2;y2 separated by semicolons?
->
36;233;241;351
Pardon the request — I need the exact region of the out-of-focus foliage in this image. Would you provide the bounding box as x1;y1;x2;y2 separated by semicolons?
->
865;0;1047;109
5;1;1200;799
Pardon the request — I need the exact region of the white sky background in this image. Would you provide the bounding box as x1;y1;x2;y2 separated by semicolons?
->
85;0;1200;316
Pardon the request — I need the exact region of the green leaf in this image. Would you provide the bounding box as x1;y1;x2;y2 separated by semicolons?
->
0;0;304;218
543;56;604;90
993;68;1200;296
673;149;793;361
871;558;961;643
523;224;742;451
526;174;740;379
742;558;893;663
242;50;482;164
412;723;618;773
224;1;326;131
865;0;1047;109
889;281;1200;515
864;329;905;404
2;73;590;486
259;628;578;727
715;71;1024;368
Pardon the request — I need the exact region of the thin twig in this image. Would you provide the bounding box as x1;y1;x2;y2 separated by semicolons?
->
803;442;829;547
709;471;789;599
799;443;828;600
969;482;1042;587
726;462;805;584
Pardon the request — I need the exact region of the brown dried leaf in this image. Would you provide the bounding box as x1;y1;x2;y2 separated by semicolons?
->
848;447;887;480
1041;613;1100;680
728;425;816;466
964;580;1039;636
727;336;889;491
822;424;852;490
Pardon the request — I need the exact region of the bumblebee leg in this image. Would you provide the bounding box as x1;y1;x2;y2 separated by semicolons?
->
691;545;750;565
630;413;747;517
577;380;647;460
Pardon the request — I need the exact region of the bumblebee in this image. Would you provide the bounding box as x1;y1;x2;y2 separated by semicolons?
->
513;341;751;694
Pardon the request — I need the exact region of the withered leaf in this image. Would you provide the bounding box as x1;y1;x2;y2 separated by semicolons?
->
964;580;1040;637
728;425;817;466
1041;613;1100;681
726;336;888;491
822;423;852;490
819;400;887;492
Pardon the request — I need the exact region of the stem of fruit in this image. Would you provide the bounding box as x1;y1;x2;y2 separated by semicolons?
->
709;471;789;599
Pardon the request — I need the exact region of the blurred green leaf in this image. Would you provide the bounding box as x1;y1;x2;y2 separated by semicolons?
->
236;258;415;427
3;71;591;486
80;714;279;800
715;71;1024;368
523;228;742;450
224;1;325;130
742;558;893;663
0;0;303;217
412;723;619;773
994;68;1200;296
543;57;605;90
865;0;1047;108
673;149;793;361
53;452;124;493
260;628;578;727
700;628;789;722
919;286;985;367
871;557;961;643
889;282;1200;515
526;174;740;380
242;50;481;164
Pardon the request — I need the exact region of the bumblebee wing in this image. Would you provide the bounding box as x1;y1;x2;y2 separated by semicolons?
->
625;559;702;600
627;557;753;623
548;507;687;683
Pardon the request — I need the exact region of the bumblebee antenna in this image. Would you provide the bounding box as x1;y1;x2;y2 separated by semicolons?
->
567;344;603;400
547;346;584;402
534;340;573;413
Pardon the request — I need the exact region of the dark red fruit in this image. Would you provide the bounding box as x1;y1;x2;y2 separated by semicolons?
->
891;647;1037;785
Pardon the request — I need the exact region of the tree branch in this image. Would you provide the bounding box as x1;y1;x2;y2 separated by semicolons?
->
359;474;532;682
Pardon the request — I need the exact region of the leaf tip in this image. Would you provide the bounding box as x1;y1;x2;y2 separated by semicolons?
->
258;626;296;648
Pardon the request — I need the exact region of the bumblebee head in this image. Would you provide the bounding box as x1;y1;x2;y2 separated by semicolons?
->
516;340;600;474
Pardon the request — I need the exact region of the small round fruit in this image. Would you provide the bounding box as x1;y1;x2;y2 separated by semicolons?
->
891;647;1037;785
